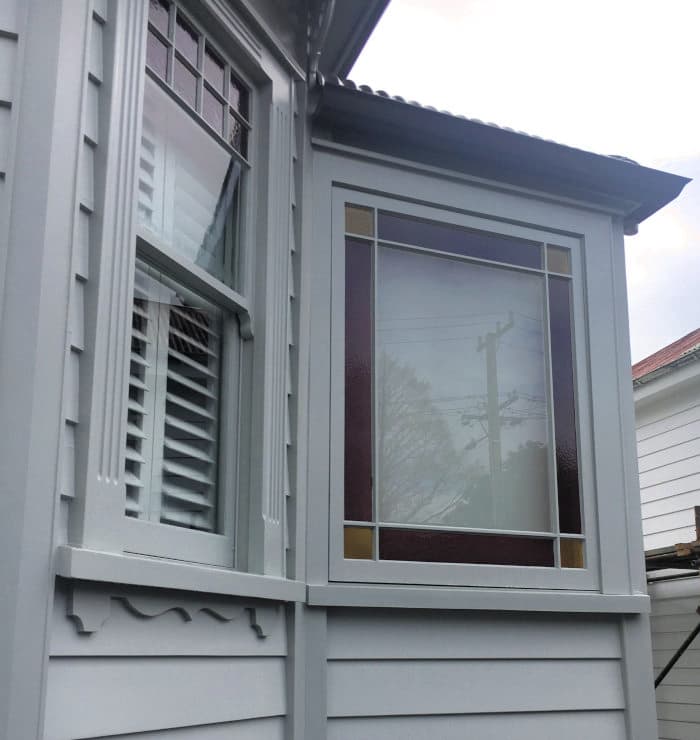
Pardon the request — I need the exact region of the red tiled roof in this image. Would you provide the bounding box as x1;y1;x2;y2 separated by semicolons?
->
632;328;700;381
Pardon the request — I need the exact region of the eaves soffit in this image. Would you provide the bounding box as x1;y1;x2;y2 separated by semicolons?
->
313;76;691;229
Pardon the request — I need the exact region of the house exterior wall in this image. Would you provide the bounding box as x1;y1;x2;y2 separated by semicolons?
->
0;2;669;738
648;576;700;740
635;365;700;550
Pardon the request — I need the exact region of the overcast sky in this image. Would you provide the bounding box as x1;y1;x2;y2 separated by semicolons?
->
351;0;700;363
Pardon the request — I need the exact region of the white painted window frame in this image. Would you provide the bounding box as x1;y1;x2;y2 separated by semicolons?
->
68;0;294;580
306;148;646;594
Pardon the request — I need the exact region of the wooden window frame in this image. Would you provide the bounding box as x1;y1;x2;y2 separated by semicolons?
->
326;185;600;590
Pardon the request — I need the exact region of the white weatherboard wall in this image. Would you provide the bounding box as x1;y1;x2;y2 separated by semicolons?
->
326;610;627;739
649;577;700;740
636;367;700;550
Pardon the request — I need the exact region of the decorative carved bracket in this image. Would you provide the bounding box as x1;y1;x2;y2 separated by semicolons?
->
66;582;278;638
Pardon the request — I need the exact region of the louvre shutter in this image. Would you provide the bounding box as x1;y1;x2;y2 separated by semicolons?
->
160;302;220;531
124;265;222;532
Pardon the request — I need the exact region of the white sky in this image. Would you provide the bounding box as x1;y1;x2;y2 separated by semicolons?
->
350;0;700;362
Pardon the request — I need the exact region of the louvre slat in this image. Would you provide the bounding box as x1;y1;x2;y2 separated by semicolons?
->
131;327;149;343
129;376;148;392
124;471;144;488
125;447;145;464
167;368;217;399
125;497;142;515
130;352;150;369
165;392;215;420
164;413;214;442
164;436;215;463
161;483;213;509
162;460;214;486
127;422;147;440
167;346;217;377
170;305;219;336
169;325;218;357
160;508;211;528
128;398;146;415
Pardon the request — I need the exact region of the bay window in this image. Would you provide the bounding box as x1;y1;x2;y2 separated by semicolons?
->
331;190;595;588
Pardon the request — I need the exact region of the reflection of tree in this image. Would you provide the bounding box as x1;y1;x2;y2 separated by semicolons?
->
377;354;472;523
377;353;549;532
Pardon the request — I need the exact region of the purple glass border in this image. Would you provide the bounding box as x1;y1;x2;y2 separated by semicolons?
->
377;211;542;270
344;237;373;522
548;276;582;534
379;528;554;567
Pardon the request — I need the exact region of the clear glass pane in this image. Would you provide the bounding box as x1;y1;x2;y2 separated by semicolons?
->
127;261;223;532
203;85;225;135
175;12;199;66
376;245;551;533
146;29;169;79
173;55;197;109
204;45;225;93
139;77;241;286
149;0;170;36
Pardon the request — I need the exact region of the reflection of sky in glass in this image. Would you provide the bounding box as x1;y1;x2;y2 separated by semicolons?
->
139;77;238;285
376;246;550;532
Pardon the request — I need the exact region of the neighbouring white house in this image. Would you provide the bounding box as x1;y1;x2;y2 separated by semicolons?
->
634;330;700;740
0;1;691;738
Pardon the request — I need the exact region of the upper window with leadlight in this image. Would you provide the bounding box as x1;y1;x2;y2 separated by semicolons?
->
123;1;253;566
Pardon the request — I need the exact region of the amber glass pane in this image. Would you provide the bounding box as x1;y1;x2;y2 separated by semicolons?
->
203;85;224;135
547;245;572;275
377;211;542;270
146;29;169;79
345;237;373;522
549;276;582;533
175;13;199;66
379;528;554;566
204;45;225;93
560;538;584;568
345;205;374;237
149;0;170;35
344;526;374;559
173;56;197;108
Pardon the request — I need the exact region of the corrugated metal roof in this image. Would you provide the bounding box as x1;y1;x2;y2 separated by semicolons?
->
322;75;641;165
632;328;700;382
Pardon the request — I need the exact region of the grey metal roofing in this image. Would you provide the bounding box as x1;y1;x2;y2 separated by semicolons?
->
314;75;691;231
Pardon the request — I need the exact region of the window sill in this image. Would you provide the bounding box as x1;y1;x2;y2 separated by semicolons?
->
307;583;650;614
55;546;305;602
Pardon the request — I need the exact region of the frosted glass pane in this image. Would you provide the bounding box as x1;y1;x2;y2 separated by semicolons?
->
139;77;240;286
376;246;551;533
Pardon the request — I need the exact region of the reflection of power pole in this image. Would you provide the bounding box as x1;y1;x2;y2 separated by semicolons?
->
477;312;514;524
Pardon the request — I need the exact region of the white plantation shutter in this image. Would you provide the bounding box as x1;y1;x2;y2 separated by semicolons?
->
125;264;222;532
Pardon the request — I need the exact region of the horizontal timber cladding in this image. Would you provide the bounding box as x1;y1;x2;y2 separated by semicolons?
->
328;712;627;740
326;609;625;735
45;584;287;739
66;717;285;740
649;577;700;740
44;656;285;739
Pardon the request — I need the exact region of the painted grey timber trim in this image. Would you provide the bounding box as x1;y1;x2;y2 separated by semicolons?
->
55;546;306;602
307;584;650;613
65;580;280;637
620;614;658;739
69;0;148;551
0;1;90;737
